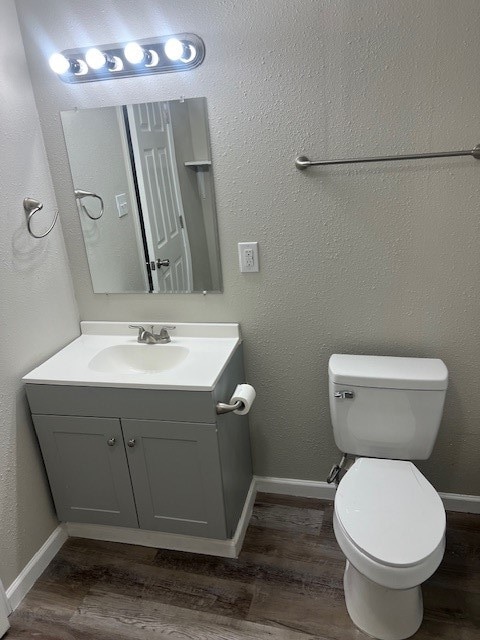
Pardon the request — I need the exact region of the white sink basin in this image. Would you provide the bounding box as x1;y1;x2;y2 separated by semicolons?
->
89;344;189;374
23;321;240;391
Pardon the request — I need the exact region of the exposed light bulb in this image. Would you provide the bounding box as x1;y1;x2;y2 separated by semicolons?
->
124;42;158;67
124;42;145;64
164;38;184;61
85;47;108;70
164;38;196;63
49;52;71;74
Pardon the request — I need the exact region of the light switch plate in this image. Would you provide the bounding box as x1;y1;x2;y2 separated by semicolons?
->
115;193;129;217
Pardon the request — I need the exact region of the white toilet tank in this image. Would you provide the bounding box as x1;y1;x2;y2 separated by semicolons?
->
329;354;448;459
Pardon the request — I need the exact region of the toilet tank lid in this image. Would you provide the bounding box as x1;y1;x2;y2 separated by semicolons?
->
329;354;448;390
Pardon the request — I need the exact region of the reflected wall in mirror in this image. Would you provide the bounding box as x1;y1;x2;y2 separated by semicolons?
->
61;98;222;293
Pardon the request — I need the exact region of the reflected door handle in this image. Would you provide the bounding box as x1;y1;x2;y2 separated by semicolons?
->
156;259;170;268
127;438;136;447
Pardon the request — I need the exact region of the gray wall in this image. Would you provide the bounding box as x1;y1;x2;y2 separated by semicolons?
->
16;0;480;494
0;0;79;589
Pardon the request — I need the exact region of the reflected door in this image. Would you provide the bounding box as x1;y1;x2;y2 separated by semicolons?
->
127;102;192;292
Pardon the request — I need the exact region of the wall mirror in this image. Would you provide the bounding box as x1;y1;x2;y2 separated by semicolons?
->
61;97;222;293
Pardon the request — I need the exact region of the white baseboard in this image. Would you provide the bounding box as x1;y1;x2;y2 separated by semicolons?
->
230;477;257;554
439;491;480;514
0;579;10;636
6;525;68;612
254;475;336;500
67;478;257;560
254;475;480;514
0;580;11;617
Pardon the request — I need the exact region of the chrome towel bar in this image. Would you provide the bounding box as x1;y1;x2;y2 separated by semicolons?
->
295;143;480;170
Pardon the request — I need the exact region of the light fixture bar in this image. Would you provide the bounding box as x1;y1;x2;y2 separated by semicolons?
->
51;33;205;83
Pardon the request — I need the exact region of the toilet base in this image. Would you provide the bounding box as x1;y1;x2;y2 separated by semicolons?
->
343;561;423;640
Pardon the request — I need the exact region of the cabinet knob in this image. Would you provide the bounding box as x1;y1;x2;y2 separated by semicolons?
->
107;437;116;446
127;438;136;448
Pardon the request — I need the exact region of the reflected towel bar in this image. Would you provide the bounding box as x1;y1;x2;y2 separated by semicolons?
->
74;189;104;220
295;143;480;170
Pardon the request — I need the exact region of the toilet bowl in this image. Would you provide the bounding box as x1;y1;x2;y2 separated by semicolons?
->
333;457;446;640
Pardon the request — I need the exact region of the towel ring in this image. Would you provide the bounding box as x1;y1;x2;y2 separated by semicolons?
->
23;197;59;239
74;189;104;220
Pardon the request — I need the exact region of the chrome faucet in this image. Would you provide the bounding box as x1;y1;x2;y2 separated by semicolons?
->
129;324;176;344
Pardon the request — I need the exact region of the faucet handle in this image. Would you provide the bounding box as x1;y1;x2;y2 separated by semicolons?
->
149;324;174;334
151;325;176;334
129;324;146;340
155;325;176;343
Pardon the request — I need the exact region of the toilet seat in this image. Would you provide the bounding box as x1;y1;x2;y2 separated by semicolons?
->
335;458;445;568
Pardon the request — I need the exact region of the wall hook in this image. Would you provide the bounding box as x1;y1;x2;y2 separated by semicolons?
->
23;197;59;238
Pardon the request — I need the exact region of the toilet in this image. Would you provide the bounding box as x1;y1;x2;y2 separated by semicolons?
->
328;354;448;640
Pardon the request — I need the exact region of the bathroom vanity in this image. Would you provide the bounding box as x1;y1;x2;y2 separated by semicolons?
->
24;322;253;550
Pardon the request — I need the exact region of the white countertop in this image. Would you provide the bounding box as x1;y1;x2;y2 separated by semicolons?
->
23;322;241;391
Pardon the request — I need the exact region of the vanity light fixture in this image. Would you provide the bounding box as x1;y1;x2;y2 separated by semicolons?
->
49;33;205;83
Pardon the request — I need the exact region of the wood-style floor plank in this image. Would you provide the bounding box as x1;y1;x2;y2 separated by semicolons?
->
6;493;480;640
249;502;324;535
70;588;323;640
43;541;255;621
248;582;358;640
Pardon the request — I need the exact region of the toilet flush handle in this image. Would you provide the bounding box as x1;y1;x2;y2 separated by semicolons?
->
334;390;355;399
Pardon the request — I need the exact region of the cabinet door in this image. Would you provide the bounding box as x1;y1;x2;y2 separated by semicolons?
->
122;419;227;538
33;415;138;527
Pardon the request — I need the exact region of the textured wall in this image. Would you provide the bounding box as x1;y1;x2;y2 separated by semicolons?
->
0;0;79;589
16;0;480;494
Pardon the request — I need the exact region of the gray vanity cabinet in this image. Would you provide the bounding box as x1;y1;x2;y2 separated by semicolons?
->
122;420;226;537
27;344;253;541
32;415;138;528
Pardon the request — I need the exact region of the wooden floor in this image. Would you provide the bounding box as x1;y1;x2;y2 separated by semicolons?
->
6;493;480;639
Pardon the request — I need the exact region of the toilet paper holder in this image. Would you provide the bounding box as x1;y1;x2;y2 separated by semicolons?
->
216;400;245;415
216;383;255;415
